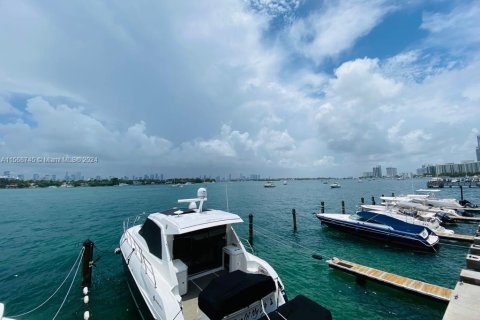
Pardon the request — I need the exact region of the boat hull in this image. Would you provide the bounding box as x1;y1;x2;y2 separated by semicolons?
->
317;215;438;253
123;257;156;320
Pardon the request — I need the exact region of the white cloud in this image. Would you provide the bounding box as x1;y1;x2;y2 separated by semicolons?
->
287;0;393;64
421;3;480;50
0;1;479;178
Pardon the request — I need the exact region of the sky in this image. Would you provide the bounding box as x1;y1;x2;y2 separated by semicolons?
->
0;0;479;179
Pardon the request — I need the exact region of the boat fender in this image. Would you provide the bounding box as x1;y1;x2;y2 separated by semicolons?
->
114;248;121;255
84;311;90;320
84;295;89;304
83;287;89;295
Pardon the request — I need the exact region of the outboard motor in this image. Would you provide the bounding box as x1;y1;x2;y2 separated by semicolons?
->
459;199;478;208
435;211;456;224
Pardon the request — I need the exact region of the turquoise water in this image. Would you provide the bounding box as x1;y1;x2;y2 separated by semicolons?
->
1;179;478;319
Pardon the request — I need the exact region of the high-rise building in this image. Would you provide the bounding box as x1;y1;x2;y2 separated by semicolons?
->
476;135;480;162
386;167;397;177
33;173;40;180
373;165;382;178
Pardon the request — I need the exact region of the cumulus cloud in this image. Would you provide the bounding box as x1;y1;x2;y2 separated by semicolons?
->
0;1;479;178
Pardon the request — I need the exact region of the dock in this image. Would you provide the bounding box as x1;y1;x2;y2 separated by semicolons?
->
327;257;452;302
443;235;480;319
450;215;480;223
436;232;475;243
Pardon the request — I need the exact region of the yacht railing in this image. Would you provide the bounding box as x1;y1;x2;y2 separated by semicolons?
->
123;214;157;288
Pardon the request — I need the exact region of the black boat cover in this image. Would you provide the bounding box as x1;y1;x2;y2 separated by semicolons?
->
198;270;275;320
259;294;332;320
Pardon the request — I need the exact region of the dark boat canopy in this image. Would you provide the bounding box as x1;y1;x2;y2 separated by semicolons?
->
357;210;428;234
198;270;276;320
259;295;332;320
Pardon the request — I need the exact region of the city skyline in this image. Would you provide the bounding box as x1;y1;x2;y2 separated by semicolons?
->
1;1;479;177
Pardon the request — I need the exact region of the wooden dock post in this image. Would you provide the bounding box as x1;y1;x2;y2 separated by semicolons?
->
371;196;376;205
321;201;325;213
460;185;464;201
361;197;364;204
248;214;254;246
392;192;394;197
381;194;385;203
292;208;297;231
341;201;345;214
81;240;94;288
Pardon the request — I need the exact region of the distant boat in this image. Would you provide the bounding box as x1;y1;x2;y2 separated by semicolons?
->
330;183;340;188
316;211;439;252
427;177;444;188
283;180;287;185
264;181;276;188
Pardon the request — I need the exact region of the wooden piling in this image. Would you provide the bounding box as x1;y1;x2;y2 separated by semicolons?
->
382;194;385;203
321;201;325;213
81;240;94;288
248;214;254;246
292;208;297;231
460;185;464;201
392;192;395;197
361;197;364;204
371;196;376;205
341;201;345;214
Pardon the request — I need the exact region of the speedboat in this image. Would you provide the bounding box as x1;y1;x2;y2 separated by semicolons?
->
264;181;275;188
330;183;340;188
316;210;439;252
120;188;288;320
360;204;454;234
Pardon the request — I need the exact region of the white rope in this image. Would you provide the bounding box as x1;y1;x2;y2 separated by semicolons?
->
52;248;85;319
10;247;85;318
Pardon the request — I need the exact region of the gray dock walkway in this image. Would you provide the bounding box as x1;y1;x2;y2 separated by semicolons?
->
327;257;452;302
443;282;480;319
450;215;480;222
436;232;475;242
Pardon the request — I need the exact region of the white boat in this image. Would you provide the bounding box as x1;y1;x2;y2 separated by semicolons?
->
283;180;287;185
264;181;276;188
120;188;287;320
330;183;340;188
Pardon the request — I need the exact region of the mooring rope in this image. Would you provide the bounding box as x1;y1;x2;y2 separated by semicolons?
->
10;247;85;318
52;247;84;319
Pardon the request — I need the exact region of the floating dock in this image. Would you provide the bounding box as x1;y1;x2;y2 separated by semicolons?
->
436;232;475;243
327;257;452;303
443;229;480;319
450;215;480;223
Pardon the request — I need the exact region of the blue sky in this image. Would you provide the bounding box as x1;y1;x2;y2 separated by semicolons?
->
0;0;479;179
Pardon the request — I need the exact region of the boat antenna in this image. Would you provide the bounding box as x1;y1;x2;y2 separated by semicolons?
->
225;182;230;212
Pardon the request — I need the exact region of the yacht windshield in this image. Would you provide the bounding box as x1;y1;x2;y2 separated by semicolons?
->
420;228;429;239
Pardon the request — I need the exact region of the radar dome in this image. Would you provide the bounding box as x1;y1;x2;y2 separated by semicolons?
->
197;188;207;199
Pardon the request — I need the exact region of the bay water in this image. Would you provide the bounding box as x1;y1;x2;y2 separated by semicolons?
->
1;179;478;319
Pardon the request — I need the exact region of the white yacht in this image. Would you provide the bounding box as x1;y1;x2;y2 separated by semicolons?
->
120;188;287;320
